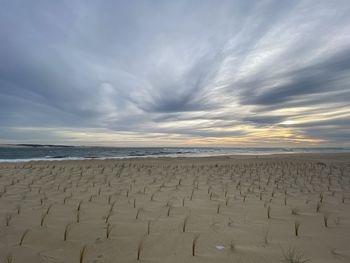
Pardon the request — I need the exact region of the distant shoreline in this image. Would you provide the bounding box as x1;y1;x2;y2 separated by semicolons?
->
0;144;349;149
1;152;349;164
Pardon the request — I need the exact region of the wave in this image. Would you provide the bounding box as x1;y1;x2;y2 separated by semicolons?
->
0;147;349;163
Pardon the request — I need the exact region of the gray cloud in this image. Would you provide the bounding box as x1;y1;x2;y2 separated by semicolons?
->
238;48;350;106
0;0;350;146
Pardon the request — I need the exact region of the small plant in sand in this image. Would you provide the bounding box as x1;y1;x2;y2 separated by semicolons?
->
267;206;271;219
147;220;151;235
294;220;300;237
110;200;116;213
316;202;321;213
136;208;143;220
228;217;234;227
105;210;112;223
19;229;29;246
40;197;47;206
106;223;112;239
167;206;172;217
4;253;13;263
224;189;228;198
323;213;330;228
291;208;299;215
209;192;213;201
76;210;81;223
192;234;200;256
263;200;268;208
40;213;47;226
64;223;73;241
137;236;146;261
46;204;53;215
16;204;21;215
5;214;12;226
281;246;310;263
63;196;69;204
225;197;229;206
262;227;270;245
77;200;83;211
334;216;341;225
183;215;189;232
330;247;346;257
319;192;324;203
79;245;87;263
207;185;212;194
150;192;156;201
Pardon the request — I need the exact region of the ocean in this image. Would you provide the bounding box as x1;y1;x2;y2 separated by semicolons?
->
0;145;349;162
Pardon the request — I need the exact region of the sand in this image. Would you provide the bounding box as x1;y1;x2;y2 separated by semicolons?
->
0;153;350;263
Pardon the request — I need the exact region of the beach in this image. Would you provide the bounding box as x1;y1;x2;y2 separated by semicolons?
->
0;153;349;263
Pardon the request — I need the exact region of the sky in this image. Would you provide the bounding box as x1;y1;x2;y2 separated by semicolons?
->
0;0;350;147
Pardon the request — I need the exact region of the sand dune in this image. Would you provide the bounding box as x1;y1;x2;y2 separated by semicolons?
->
1;154;350;262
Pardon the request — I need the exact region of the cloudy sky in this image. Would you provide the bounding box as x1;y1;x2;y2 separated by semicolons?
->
1;0;350;147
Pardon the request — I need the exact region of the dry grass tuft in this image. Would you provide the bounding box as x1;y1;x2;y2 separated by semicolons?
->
106;223;112;239
229;240;236;252
323;213;330;228
190;189;195;200
291;208;299;215
334;216;341;225
76;210;81;223
316;202;321;213
16;204;21;215
263;227;270;245
40;213;47;226
319;192;324;203
137;235;146;261
166;206;172;217
77;200;83;211
281;246;310;263
147;220;151;235
4;253;13;263
46;204;53;215
192;234;200;256
79;245;87;263
64;223;73;241
136;208;143;220
294;220;301;236
19;229;29;246
105;210;112;223
183;215;189;232
5;213;12;226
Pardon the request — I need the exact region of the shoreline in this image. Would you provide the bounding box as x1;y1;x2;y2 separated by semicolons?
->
1;152;350;164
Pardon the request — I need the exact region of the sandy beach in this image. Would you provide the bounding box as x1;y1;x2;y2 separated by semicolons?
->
0;153;349;263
